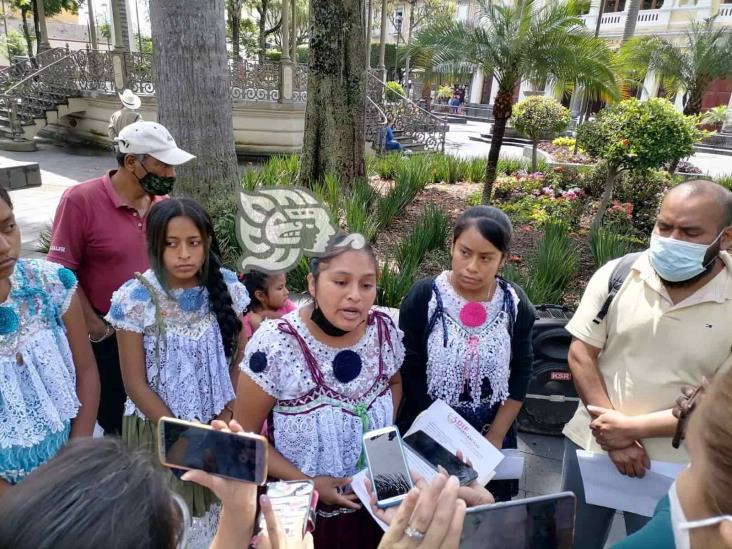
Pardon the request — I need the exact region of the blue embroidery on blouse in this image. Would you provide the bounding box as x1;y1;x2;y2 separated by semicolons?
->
178;288;205;312
109;302;125;321
130;285;151;301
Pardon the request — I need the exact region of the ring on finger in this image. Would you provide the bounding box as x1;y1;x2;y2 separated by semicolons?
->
404;526;425;541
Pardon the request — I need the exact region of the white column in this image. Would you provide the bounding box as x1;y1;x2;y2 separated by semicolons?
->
488;76;499;105
674;88;685;112
640;70;660;101
544;80;560;100
722;92;732;132
469;67;484;104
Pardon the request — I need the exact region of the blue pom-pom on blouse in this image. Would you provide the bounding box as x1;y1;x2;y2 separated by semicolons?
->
57;267;76;290
249;351;268;373
332;350;363;384
0;306;19;335
109;302;125;321
130;285;151;301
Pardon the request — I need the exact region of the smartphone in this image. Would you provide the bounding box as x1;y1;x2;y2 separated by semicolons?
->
461;492;576;549
672;385;704;449
158;417;268;484
363;426;413;509
258;480;318;540
404;430;479;486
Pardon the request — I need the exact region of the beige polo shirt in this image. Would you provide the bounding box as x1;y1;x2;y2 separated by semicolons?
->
563;251;732;462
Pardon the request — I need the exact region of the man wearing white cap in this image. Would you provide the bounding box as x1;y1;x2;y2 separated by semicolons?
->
48;121;195;435
108;89;142;139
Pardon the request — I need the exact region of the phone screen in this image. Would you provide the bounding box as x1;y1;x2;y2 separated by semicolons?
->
160;420;266;484
404;431;478;485
259;481;315;539
460;494;576;549
363;429;412;503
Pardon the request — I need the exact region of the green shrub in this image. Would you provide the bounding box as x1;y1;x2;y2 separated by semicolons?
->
512;96;571;171
580;161;609;198
386;81;406;102
716;174;732;191
378;261;417;309
552;136;576;148
589;225;642;268
467;157;486;182
373;153;405;180
208;194;240;270
522;219;577;304
377;160;429;230
467;191;481;206
396;205;450;273
345;180;380;242
287;256;311;294
437;85;453;100
501;195;585;228
312;173;342;222
614;169;673;234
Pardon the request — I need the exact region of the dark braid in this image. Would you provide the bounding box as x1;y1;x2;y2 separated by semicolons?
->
205;231;242;360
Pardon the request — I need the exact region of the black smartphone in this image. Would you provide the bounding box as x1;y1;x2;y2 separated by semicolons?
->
363;426;413;509
403;430;479;486
461;492;576;549
158;417;268;484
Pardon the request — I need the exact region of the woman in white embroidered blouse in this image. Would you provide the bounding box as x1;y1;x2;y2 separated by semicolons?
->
107;199;249;546
397;206;536;503
0;188;99;494
236;234;404;549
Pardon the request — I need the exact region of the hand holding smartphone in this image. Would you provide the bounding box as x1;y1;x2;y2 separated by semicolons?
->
258;480;318;541
404;430;479;486
158;417;268;484
363;426;413;509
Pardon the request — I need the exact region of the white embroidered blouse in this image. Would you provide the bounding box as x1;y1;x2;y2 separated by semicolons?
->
426;271;518;410
0;259;80;449
106;268;250;423
241;309;405;479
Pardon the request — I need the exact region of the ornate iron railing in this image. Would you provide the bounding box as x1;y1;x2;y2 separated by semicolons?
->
365;96;387;153
230;58;280;101
293;63;308;102
123;52;155;95
366;72;447;153
0;47;67;90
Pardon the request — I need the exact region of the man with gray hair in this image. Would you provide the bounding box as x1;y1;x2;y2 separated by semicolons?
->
560;180;732;548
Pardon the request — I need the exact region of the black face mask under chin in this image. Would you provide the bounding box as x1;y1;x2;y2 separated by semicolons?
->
311;303;351;337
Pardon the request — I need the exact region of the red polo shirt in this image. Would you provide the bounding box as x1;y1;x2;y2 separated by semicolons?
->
47;170;164;314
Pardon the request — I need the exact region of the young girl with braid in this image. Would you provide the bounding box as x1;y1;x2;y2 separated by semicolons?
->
107;198;249;545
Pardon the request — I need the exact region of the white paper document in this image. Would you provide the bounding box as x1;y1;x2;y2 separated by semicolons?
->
404;399;505;484
493;449;525;480
576;450;686;517
352;400;508;530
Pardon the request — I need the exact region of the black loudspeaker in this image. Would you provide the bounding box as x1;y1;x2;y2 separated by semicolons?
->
517;305;580;436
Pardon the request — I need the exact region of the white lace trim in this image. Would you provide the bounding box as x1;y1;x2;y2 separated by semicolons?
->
185;502;221;549
241;308;403;477
106;269;250;339
425;272;515;409
123;325;235;422
0;335;79;448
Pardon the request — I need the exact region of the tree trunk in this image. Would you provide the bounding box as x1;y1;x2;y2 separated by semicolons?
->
258;1;267;62
150;0;239;209
531;138;538;172
299;0;366;189
229;0;242;60
592;164;620;229
21;8;35;61
621;0;640;44
482;88;513;203
683;86;703;116
32;0;41;55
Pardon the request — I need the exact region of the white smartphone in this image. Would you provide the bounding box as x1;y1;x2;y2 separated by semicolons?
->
363;425;413;509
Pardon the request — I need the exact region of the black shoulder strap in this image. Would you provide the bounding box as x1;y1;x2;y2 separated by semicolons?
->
592;252;643;325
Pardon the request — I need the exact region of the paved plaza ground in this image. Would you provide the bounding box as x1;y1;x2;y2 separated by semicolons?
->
8;121;720;545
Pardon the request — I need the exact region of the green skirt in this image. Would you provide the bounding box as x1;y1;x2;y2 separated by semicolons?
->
122;415;219;517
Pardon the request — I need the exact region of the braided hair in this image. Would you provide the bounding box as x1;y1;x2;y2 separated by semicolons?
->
242;269;271;313
146;198;242;359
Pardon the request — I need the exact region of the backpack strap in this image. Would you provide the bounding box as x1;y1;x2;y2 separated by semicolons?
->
592;252;643;325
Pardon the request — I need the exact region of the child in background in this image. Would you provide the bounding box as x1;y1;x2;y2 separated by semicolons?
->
242;270;297;338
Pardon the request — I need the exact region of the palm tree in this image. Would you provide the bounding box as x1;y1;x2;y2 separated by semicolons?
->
621;0;641;44
408;0;618;202
618;17;732;116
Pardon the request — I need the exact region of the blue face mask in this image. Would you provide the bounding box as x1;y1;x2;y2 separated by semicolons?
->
649;232;724;283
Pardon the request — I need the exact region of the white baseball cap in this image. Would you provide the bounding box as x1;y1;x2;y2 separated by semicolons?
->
114;121;195;166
